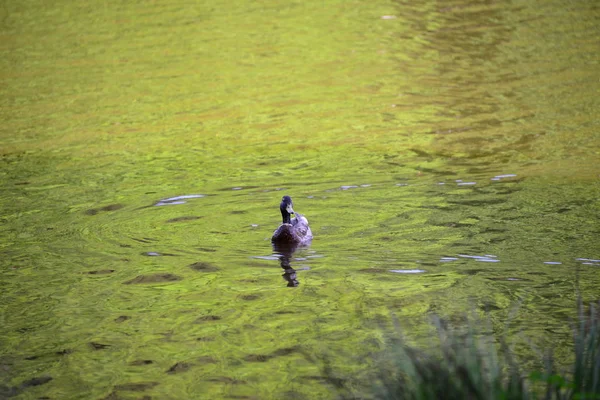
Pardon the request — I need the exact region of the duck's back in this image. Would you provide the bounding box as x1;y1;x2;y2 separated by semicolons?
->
272;213;312;245
292;214;312;242
272;223;298;243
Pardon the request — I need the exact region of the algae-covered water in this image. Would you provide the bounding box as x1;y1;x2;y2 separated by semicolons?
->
1;0;599;398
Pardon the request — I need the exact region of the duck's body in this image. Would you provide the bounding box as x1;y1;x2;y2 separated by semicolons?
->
272;214;312;245
271;196;312;245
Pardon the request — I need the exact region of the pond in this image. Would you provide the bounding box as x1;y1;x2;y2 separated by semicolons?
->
1;0;599;398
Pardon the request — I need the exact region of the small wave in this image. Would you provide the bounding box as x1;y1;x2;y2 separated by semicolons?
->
154;194;205;206
491;174;517;181
389;269;426;274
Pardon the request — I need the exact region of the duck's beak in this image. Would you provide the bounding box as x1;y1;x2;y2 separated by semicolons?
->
286;204;295;215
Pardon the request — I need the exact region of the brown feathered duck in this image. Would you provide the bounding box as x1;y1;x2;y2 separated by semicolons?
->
271;195;312;246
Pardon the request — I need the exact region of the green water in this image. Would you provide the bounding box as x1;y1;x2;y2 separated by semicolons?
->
1;0;599;398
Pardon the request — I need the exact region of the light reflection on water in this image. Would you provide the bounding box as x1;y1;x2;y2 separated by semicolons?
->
1;0;599;398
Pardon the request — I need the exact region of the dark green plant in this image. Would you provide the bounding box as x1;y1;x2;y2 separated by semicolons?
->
528;300;600;400
368;314;530;400
309;301;600;400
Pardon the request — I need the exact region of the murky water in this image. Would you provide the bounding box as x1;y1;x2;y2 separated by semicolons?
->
1;0;599;398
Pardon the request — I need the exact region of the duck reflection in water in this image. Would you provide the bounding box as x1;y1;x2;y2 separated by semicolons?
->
272;242;301;287
271;196;313;287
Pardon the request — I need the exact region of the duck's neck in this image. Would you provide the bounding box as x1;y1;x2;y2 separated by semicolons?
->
281;210;291;224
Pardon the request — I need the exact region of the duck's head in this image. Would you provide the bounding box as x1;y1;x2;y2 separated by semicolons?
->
280;195;295;224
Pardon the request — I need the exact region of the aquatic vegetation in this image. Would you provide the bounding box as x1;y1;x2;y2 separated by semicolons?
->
310;300;600;399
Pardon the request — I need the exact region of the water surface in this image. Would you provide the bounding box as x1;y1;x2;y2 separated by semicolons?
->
1;0;599;398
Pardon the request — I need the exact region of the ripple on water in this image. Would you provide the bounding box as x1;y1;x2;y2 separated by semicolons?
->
389;269;426;274
123;274;183;284
217;185;261;191
166;216;203;223
576;258;600;266
457;254;500;263
189;262;220;272
166;362;191;374
440;257;459;262
154;194;205;206
251;255;281;261
141;251;178;257
87;269;115;275
491;174;517;181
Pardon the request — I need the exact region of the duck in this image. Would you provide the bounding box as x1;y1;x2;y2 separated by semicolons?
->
271;195;313;245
